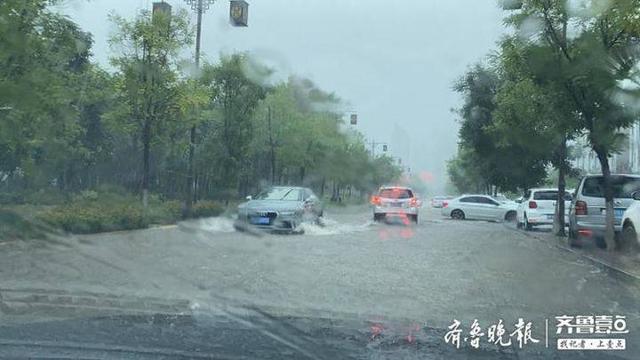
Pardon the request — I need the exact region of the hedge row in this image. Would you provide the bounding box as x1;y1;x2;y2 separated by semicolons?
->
38;199;224;234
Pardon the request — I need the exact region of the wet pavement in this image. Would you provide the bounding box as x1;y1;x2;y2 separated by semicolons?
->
0;206;639;359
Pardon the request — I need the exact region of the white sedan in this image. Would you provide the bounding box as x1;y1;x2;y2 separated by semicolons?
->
441;195;517;222
620;192;640;250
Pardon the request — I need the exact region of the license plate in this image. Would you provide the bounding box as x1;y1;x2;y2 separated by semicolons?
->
391;202;402;207
547;214;554;220
250;217;270;225
601;209;624;218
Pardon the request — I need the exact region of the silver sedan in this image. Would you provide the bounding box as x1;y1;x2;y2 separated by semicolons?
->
235;186;323;233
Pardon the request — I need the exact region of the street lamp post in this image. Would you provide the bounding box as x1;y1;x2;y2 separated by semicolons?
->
184;0;215;214
368;140;388;158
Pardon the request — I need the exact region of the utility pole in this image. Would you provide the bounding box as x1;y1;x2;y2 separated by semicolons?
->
369;140;388;158
267;106;276;184
184;0;215;216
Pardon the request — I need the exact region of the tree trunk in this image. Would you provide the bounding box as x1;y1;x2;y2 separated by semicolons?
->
554;135;567;236
267;106;276;185
142;118;151;210
595;149;616;251
185;126;196;215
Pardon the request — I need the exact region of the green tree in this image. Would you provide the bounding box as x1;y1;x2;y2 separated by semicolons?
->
200;54;271;197
503;0;640;249
108;8;193;208
491;37;579;234
453;64;548;194
0;0;98;192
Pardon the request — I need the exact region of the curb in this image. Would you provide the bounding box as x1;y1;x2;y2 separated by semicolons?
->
514;226;640;284
551;241;640;284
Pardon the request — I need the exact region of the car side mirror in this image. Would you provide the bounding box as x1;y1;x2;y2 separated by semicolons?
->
633;191;640;201
246;195;252;200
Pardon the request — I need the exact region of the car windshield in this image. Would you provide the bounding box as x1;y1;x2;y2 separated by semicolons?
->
582;177;640;198
379;188;413;199
3;1;640;358
256;188;301;201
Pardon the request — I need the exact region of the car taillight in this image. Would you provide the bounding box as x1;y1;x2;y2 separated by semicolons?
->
410;198;418;207
528;201;537;209
575;200;587;215
443;201;448;208
371;196;381;206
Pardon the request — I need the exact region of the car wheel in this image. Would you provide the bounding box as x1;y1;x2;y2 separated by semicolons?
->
373;213;385;222
451;210;465;220
505;211;516;222
516;221;523;229
621;223;639;252
524;216;532;231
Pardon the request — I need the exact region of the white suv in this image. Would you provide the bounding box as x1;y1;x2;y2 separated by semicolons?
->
371;186;419;223
517;188;572;231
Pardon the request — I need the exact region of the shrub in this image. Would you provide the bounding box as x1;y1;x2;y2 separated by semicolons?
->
0;192;25;205
71;190;99;203
23;189;67;205
39;202;148;234
145;200;183;225
191;201;224;219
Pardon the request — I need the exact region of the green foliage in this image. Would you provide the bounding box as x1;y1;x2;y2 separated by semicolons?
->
40;202;147;234
191;201;224;218
451;64;548;193
0;0;402;234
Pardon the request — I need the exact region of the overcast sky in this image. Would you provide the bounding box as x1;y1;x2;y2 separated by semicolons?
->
56;0;507;194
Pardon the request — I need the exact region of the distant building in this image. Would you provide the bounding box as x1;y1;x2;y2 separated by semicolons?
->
571;122;640;174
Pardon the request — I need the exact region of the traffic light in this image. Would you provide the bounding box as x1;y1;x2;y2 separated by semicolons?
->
152;2;172;32
382;144;388;152
350;114;357;125
153;2;172;18
230;0;249;27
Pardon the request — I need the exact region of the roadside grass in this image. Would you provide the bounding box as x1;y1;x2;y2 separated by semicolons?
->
1;187;225;238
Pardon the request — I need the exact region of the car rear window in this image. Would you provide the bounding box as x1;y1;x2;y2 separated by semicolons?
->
379;188;413;199
533;191;572;201
581;176;640;198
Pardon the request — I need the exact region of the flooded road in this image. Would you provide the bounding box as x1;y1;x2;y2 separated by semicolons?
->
1;206;639;358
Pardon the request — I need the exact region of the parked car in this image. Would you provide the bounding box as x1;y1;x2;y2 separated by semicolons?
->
441;194;517;222
569;174;640;247
516;188;572;230
621;193;640;250
371;186;420;223
235;186;323;233
430;196;449;208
